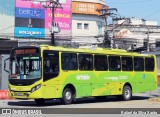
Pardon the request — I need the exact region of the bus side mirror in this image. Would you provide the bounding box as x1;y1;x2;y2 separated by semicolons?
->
4;58;9;73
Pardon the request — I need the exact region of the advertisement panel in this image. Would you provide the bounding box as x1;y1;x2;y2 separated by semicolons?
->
72;1;108;15
15;0;72;38
15;27;45;38
15;17;44;28
16;7;45;19
16;0;43;8
45;0;72;37
45;9;71;30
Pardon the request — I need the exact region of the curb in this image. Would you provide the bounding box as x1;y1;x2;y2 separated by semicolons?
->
148;97;160;103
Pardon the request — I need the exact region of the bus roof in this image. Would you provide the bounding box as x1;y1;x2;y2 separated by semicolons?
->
39;45;154;57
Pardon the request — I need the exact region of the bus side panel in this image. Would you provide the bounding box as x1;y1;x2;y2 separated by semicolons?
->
92;84;100;96
133;72;157;93
42;85;56;99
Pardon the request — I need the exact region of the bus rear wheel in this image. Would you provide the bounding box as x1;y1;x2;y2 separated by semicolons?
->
122;85;132;101
62;88;73;105
35;99;45;105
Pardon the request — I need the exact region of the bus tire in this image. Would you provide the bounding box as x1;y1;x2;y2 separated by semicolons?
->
62;88;73;105
35;99;45;105
122;85;132;101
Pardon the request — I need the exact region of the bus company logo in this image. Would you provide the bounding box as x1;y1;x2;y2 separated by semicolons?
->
19;30;42;35
76;74;90;80
104;76;128;81
18;8;41;17
48;12;70;19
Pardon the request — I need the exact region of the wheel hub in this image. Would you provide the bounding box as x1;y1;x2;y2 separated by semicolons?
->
125;89;130;98
66;91;71;100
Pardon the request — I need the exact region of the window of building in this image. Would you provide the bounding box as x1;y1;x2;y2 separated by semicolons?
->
84;23;89;29
61;53;78;70
78;54;93;70
145;57;154;71
77;23;82;29
94;55;108;71
108;56;121;71
122;57;133;71
98;22;102;35
134;57;144;71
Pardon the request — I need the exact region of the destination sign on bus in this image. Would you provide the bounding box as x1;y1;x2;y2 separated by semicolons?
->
15;49;38;55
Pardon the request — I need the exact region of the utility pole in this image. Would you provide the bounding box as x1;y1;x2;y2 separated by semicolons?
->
97;8;117;48
147;27;150;51
43;0;62;46
112;17;116;48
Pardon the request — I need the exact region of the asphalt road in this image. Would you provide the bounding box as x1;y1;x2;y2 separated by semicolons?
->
0;87;160;116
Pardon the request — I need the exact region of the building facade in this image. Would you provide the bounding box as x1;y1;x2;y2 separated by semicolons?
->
0;0;108;47
0;0;15;39
71;0;107;47
107;17;160;51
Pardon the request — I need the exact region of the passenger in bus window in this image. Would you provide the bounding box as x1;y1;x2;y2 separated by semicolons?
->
53;58;59;72
95;58;102;70
44;58;49;72
122;60;127;70
117;59;121;69
70;57;77;70
62;57;69;70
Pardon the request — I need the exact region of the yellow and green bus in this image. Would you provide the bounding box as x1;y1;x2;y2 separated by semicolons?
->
8;45;158;105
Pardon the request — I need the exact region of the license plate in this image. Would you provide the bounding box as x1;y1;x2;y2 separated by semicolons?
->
15;92;24;96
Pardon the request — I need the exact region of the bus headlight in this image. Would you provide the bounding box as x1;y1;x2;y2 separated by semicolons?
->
31;84;41;93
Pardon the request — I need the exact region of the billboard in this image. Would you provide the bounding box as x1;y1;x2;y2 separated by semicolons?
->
15;27;45;38
45;9;71;30
16;0;43;8
15;0;45;38
45;0;72;37
72;1;108;15
15;17;44;28
15;0;72;39
16;7;45;19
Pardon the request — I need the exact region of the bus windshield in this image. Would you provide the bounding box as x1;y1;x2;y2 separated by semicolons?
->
10;56;41;80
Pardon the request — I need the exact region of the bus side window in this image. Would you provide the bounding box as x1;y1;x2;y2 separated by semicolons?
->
108;56;121;71
62;53;78;70
145;57;154;71
94;55;108;71
122;57;133;71
78;54;93;70
134;57;144;71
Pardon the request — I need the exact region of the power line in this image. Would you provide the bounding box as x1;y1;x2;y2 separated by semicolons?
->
107;0;155;5
0;25;15;32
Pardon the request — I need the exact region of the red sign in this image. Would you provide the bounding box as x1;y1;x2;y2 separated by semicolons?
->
15;49;37;55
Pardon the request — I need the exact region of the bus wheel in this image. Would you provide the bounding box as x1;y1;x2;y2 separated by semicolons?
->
35;99;45;105
122;85;132;101
62;88;73;105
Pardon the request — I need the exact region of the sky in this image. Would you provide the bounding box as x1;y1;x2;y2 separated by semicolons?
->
106;0;160;25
